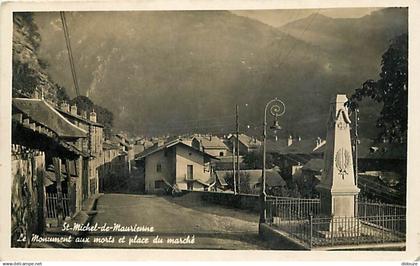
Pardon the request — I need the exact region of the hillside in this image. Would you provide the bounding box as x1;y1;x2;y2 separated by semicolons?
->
280;8;408;77
12;13;68;102
32;9;407;138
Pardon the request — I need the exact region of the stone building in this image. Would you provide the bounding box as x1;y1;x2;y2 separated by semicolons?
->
135;138;218;194
98;140;130;192
58;103;104;197
12;98;88;244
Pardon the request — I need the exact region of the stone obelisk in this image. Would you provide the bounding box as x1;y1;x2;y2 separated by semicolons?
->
316;94;360;218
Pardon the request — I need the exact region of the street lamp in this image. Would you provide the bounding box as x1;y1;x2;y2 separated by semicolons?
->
260;98;285;224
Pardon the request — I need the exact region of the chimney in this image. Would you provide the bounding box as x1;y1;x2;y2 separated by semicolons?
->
157;139;165;147
81;110;87;119
316;137;321;147
70;105;78;116
61;102;70;113
287;135;293;146
89;109;97;122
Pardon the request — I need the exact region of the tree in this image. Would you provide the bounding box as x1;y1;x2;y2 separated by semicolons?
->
55;83;70;103
347;34;408;143
242;150;274;169
13;12;65;102
224;171;253;194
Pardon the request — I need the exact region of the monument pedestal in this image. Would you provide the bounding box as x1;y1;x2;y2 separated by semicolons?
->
316;94;361;238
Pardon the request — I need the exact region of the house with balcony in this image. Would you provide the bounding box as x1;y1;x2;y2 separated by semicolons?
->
135;138;218;194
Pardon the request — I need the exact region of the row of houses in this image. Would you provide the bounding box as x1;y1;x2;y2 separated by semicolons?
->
133;133;285;194
11;97;132;246
132;131;406;203
267;136;407;203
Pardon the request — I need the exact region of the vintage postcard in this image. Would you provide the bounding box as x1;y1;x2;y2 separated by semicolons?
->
0;0;419;262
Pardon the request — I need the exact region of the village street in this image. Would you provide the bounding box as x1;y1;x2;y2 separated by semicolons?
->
77;193;279;249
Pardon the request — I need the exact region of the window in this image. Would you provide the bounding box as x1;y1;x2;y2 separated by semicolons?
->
187;165;193;180
219;151;224;157
204;162;210;173
156;163;162;172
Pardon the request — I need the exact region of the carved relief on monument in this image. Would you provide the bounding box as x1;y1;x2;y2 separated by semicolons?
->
335;108;351;130
335;148;351;179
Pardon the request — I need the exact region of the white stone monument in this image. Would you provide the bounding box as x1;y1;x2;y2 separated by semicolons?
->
316;94;360;219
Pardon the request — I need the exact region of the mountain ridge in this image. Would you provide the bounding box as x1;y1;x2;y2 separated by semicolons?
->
33;9;407;138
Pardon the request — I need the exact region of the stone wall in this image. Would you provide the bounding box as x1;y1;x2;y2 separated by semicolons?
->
11;149;45;246
190;191;261;212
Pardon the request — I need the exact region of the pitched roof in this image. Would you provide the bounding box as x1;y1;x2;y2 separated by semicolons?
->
193;135;229;149
230;134;261;148
182;175;216;187
135;138;219;160
13;98;87;138
215;169;286;187
267;137;326;155
287;139;325;154
266;139;288;153
215;171;229;186
56;108;104;128
302;158;324;172
103;140;121;150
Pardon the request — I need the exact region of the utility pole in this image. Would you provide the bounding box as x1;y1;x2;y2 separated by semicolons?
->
236;104;240;194
354;108;359;216
232;143;236;194
354;108;359;187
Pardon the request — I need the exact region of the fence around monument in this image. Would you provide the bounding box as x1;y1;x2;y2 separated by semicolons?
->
265;198;406;249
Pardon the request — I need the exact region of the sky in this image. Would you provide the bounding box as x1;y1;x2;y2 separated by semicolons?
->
231;8;383;27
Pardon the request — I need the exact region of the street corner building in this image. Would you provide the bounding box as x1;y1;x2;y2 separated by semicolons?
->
11;97;104;247
134;138;220;194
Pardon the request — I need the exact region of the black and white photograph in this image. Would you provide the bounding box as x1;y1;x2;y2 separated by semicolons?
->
2;0;418;258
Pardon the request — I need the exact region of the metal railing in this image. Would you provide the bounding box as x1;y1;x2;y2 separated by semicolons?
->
358;200;406;217
46;193;70;218
266;197;321;222
264;198;406;249
310;215;406;248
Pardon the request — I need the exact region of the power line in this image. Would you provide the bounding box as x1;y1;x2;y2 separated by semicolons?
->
60;11;80;97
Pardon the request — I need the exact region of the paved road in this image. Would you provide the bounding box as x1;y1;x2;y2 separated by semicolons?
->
78;193;272;249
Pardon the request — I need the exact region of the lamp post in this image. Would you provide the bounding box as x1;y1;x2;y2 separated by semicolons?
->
260;98;285;224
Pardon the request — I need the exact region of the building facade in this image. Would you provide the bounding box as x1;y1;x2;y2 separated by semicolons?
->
135;139;218;194
58;103;104;197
